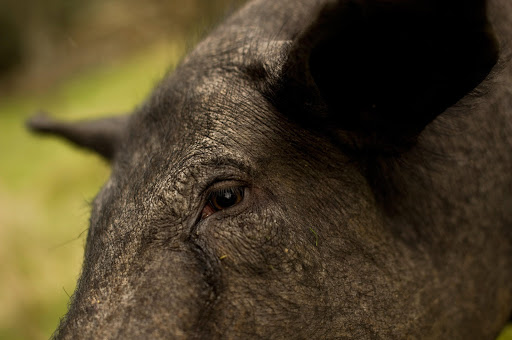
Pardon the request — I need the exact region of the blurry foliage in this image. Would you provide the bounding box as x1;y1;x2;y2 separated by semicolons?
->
0;0;87;74
0;13;23;74
499;325;512;340
0;0;245;94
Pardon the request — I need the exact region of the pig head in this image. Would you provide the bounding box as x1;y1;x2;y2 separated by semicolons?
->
28;0;512;338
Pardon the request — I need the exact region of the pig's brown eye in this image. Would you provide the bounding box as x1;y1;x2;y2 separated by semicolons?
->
201;187;245;219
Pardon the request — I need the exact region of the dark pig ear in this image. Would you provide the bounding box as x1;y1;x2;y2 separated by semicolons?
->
26;112;129;161
274;0;498;151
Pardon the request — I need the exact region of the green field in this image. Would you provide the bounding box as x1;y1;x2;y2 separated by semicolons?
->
0;39;511;340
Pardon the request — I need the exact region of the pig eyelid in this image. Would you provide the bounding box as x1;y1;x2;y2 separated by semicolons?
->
200;183;248;220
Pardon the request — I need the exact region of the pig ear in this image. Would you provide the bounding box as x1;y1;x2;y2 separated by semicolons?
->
26;112;129;160
274;0;498;151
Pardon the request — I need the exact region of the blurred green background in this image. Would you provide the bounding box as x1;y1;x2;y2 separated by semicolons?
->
0;0;510;339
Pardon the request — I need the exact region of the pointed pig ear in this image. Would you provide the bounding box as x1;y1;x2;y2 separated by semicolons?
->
26;112;129;161
273;0;498;151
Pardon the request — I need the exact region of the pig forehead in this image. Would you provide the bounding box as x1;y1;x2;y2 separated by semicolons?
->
161;73;280;142
132;36;292;149
123;72;288;172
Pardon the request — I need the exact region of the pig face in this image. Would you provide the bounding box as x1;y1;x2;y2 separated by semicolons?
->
29;0;512;338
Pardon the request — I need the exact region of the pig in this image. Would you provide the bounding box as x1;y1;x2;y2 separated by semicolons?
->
28;0;512;338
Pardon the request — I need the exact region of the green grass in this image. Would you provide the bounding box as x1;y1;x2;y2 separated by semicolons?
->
0;41;185;339
499;325;512;340
0;39;511;340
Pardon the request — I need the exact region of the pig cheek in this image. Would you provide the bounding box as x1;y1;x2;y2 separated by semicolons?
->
195;211;296;275
191;209;331;336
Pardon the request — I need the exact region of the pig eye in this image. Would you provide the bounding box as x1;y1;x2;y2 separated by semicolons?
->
201;186;245;219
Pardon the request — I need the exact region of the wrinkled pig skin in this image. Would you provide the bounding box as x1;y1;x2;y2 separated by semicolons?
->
28;0;512;339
